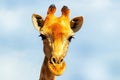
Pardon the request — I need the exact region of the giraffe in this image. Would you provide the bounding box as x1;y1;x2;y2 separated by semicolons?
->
32;4;83;80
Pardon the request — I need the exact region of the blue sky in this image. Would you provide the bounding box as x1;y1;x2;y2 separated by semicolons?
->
0;0;120;80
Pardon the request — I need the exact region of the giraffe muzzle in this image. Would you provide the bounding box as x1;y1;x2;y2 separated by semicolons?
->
48;56;66;76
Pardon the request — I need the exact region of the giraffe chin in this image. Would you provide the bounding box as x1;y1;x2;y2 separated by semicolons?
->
48;60;66;76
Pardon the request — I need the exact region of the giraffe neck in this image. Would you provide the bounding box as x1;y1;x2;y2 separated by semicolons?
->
39;56;55;80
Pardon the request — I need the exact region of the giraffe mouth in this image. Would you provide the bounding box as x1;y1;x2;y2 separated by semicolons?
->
48;60;66;76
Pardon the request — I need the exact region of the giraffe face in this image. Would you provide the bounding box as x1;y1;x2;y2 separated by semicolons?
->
41;22;73;76
32;4;83;76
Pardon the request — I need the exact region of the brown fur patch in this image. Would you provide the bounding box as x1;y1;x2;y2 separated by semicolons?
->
51;23;63;40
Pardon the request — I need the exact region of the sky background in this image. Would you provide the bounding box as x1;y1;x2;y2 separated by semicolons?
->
0;0;120;80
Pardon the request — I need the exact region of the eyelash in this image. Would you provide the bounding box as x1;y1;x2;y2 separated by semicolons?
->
39;34;47;40
68;36;74;42
39;34;74;42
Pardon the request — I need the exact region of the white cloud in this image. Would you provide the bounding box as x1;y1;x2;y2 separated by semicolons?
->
0;8;25;34
101;19;119;37
82;52;120;80
70;0;112;12
82;59;109;80
97;8;120;40
0;57;18;80
0;51;40;80
90;0;111;9
63;51;120;80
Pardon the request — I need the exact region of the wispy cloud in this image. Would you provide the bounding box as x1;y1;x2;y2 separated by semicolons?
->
0;8;25;35
63;52;120;80
0;50;41;80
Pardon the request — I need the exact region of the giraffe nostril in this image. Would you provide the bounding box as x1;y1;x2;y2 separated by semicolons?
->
51;56;64;64
59;58;64;64
51;57;56;64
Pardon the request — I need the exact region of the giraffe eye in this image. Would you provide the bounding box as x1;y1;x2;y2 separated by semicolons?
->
39;34;47;40
68;36;74;42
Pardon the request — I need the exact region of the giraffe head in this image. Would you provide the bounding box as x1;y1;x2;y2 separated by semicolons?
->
32;4;83;76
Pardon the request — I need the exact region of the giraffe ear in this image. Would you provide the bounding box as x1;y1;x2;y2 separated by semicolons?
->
70;16;83;32
32;14;44;31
